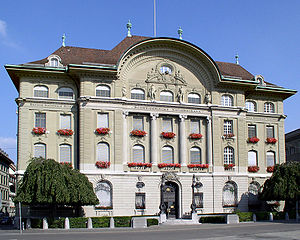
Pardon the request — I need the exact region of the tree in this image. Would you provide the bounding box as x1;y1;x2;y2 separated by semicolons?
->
15;158;99;216
259;162;300;212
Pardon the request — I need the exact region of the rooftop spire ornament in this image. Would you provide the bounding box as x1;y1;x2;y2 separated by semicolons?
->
127;20;132;37
235;53;239;65
178;27;183;40
62;33;66;47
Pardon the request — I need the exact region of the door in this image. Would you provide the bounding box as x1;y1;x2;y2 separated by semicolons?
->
163;181;179;219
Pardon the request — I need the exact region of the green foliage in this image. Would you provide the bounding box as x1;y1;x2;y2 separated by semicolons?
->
114;216;132;227
236;212;253;222
69;217;88;228
259;162;300;201
199;216;226;223
255;212;269;221
92;217;110;228
30;218;42;228
147;218;159;226
15;158;99;206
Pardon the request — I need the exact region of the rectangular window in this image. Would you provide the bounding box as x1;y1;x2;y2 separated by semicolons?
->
35;113;46;128
224;120;233;135
266;126;274;138
266;152;275;167
248;125;256;138
34;144;46;158
133;116;144;131
194;192;203;208
135;193;145;209
162;118;172;132
97;113;109;128
60;145;72;163
60;114;71;129
190;119;200;133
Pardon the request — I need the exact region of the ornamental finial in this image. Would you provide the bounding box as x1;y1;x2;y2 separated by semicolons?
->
235;53;239;65
127;20;132;37
62;33;66;47
178;27;183;40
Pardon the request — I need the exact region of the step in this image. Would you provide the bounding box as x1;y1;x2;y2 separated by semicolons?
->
161;219;199;225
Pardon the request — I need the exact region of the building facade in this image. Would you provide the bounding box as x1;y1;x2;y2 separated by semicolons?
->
6;35;296;218
285;129;300;162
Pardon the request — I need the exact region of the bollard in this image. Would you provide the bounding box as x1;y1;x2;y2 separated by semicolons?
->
285;212;289;221
65;217;70;229
253;213;257;222
43;218;48;229
269;212;273;221
110;217;115;228
26;218;31;229
87;217;93;229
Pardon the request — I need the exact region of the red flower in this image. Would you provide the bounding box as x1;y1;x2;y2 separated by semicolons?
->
60;162;72;168
224;163;235;170
248;137;259;143
267;166;275;173
95;161;110;168
32;127;46;135
127;162;152;168
130;130;147;137
161;132;176;139
95;128;110;135
158;163;181;168
189;133;203;139
187;164;209;169
223;133;235;138
57;129;73;136
248;166;260;172
266;138;277;144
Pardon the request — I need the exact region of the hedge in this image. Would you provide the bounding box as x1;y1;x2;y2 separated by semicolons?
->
236;212;253;222
69;217;88;228
147;218;159;227
114;216;132;227
199;216;226;223
92;217;110;228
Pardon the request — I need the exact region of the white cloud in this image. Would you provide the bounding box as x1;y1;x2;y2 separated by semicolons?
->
0;137;16;149
0;19;7;37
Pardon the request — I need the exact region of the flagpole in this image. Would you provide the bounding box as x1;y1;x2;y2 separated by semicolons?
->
154;0;156;37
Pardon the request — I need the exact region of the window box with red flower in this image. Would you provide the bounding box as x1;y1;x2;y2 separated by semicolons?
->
224;164;235;170
266;166;274;173
189;133;203;139
223;133;235;139
158;163;181;168
95;161;110;168
60;162;72;168
161;132;176;139
130;130;147;137
247;137;259;143
95;128;110;135
127;162;152;168
248;166;260;172
32;127;46;135
266;138;277;144
187;164;209;169
57;129;73;136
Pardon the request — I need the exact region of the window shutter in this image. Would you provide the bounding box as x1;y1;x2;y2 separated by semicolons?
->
133;117;143;130
60;145;71;163
266;152;275;167
162;118;172;132
98;113;109;128
162;147;173;163
60;115;71;129
191;120;200;133
97;143;109;162
132;145;144;163
190;147;201;164
34;144;46;158
248;151;257;166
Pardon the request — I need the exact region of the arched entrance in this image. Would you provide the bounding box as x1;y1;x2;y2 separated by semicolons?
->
162;181;179;219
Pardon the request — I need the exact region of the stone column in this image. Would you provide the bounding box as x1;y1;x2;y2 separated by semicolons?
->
122;111;129;165
206;116;213;166
179;114;187;166
150;113;159;166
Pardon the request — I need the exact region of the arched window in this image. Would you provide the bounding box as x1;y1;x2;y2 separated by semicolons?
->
188;93;201;104
58;87;74;100
245;101;256;112
34;86;48;98
50;58;59;67
221;95;233;107
162;146;174;164
224;147;234;164
248;182;260;206
131;89;145;100
132;145;145;163
264;102;275;113
194;182;203;208
97;142;109;162
266;151;275;167
96;85;111;97
190;147;201;164
223;181;237;207
34;143;46;158
59;144;71;163
248;150;257;166
160;91;173;102
95;181;112;208
160;65;172;74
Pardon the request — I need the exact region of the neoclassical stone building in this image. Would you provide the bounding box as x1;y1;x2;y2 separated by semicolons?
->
6;35;296;218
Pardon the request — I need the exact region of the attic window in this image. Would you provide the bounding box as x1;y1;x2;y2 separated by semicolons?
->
50;58;59;67
160;65;172;74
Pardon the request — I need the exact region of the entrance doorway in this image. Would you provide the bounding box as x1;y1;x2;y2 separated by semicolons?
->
162;181;179;219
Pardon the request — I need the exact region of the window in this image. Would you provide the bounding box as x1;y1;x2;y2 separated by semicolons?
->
190;119;200;133
160;65;172;74
97;142;109;162
221;95;233;107
96;85;110;97
162;146;174;164
132;145;145;163
224;120;233;135
160;91;173;102
58;87;74;100
245;101;256;112
97;113;109;128
135;193;145;209
35;113;46;128
224;147;234;164
248;182;260;206
95;181;112;208
133;116;143;131
266;151;275;167
248;125;256;138
34;86;49;98
50;58;59;67
60;114;71;129
59;144;71;163
162;118;172;132
131;89;145;100
264;102;274;113
188;93;201;104
190;147;201;164
223;182;237;207
34;143;46;158
194;192;203;208
266;126;274;138
248;150;257;166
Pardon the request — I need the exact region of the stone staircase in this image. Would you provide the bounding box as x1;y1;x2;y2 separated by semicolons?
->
161;218;200;225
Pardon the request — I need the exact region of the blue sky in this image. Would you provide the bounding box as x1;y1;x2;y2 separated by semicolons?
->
1;0;299;162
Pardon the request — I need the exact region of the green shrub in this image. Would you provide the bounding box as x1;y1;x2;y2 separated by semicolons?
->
31;218;42;228
255;212;269;221
69;217;88;228
147;218;159;227
236;212;253;222
114;216;132;227
199;216;226;223
48;218;65;228
273;212;285;220
92;217;110;228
